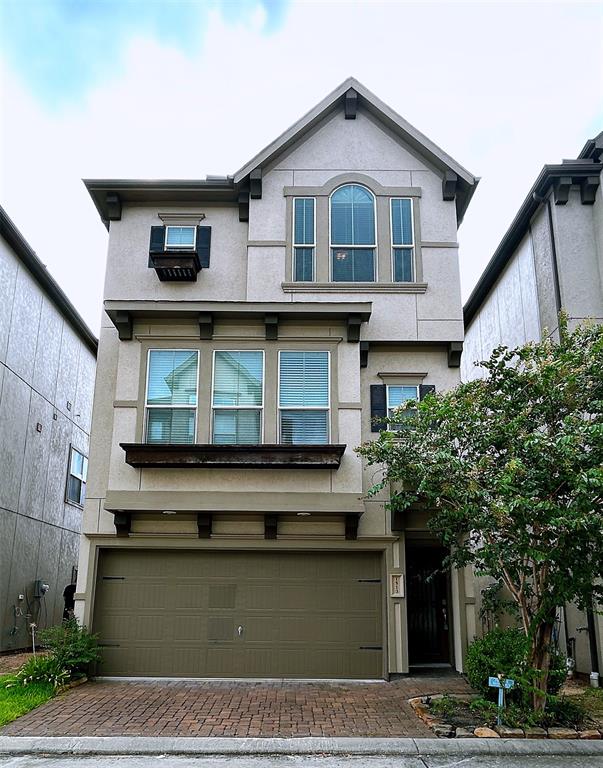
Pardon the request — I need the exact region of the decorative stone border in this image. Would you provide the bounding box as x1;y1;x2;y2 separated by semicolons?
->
57;677;88;695
409;695;603;739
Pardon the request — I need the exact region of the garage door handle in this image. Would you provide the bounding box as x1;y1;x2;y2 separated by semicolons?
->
98;643;120;647
359;646;382;650
357;579;381;583
237;625;244;636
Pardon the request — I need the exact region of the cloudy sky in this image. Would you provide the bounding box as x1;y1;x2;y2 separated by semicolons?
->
1;0;602;334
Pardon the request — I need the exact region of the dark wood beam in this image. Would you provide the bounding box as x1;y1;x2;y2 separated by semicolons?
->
553;176;572;205
345;514;359;540
265;314;279;340
442;171;457;201
199;313;214;340
264;514;278;539
197;513;213;538
360;341;369;368
448;341;463;368
344;88;358;119
250;168;262;199
580;175;600;205
114;512;131;537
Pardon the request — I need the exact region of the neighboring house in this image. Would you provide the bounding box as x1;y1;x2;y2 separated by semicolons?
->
78;78;479;679
0;206;97;652
462;132;603;675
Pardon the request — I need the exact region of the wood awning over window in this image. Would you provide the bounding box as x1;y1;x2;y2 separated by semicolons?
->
120;442;346;469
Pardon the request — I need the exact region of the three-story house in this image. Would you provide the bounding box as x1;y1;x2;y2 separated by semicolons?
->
78;78;478;679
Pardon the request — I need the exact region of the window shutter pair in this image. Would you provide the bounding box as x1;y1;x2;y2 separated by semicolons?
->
369;383;436;433
149;226;212;268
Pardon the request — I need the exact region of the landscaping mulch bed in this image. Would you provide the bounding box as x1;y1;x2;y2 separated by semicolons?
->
0;652;34;675
410;689;603;739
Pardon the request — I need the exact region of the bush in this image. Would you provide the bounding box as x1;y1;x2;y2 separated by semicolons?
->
13;656;70;689
466;627;566;702
37;619;101;675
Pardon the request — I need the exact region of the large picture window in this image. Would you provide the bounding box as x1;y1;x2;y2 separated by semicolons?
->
212;351;264;444
390;198;415;282
145;349;198;444
330;184;376;282
279;351;329;444
293;198;315;281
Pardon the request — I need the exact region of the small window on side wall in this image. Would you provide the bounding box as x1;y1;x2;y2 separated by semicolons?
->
165;225;196;250
390;199;415;282
387;385;418;429
293;198;315;281
66;447;88;506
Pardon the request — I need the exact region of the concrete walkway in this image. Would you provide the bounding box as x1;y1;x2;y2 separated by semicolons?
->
0;675;471;738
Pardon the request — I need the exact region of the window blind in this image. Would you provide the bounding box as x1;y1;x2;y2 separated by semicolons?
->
147;350;198;406
391;199;413;245
212;351;263;444
279;351;329;444
166;226;195;248
331;185;375;245
294;198;314;245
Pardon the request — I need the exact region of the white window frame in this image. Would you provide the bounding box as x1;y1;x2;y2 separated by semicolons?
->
144;348;200;443
389;198;415;282
210;350;265;444
165;225;196;250
329;184;377;282
277;350;331;444
292;197;316;282
386;384;419;427
65;445;88;508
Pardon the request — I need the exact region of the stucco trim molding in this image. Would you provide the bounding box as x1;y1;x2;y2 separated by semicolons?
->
283;176;422;198
104;490;365;514
281;282;428;294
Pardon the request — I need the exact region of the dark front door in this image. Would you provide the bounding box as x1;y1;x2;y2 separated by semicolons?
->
406;544;451;665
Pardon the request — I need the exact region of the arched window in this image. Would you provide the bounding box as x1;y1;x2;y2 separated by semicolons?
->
330;184;376;282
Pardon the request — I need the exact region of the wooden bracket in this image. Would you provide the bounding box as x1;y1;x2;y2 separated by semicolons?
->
265;314;279;340
345;514;359;540
197;512;213;539
347;314;362;343
114;512;131;537
238;189;250;222
113;311;132;341
105;193;122;221
442;171;458;201
250;168;262;199
264;514;278;540
345;88;358;119
448;341;463;368
199;313;214;340
553;176;572;205
360;341;369;368
580;175;600;205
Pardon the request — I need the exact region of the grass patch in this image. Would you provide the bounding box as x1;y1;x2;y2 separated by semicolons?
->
0;674;55;728
572;687;603;725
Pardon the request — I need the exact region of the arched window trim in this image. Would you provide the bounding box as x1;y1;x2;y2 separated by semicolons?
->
328;183;377;282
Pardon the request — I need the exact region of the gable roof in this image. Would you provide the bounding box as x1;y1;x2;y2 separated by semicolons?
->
0;205;98;355
234;77;479;223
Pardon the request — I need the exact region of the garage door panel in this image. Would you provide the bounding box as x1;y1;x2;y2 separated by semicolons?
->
94;550;383;678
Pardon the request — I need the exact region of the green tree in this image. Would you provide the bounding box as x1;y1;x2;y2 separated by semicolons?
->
357;318;603;711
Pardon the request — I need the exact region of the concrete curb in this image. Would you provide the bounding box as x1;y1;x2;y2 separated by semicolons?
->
0;736;603;756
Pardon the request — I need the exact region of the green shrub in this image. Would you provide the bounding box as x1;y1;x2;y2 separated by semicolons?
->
430;693;456;719
13;656;69;689
38;619;101;674
466;627;566;702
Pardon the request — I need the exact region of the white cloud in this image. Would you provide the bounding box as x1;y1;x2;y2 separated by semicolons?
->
1;1;602;333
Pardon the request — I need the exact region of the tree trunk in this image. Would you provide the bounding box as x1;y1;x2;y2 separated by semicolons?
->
528;619;555;711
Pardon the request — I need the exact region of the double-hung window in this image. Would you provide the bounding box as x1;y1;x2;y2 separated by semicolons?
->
390;199;415;282
66;447;88;506
330;184;376;282
387;385;418;429
293;198;315;281
279;351;330;444
165;225;196;249
212;351;264;444
145;350;199;444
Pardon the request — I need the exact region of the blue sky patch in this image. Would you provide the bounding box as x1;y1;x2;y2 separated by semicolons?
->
1;0;289;106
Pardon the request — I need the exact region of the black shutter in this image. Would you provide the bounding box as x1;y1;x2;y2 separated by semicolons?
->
370;384;387;433
419;384;436;400
197;226;211;268
149;226;165;254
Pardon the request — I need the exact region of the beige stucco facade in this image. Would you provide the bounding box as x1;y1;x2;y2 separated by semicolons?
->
77;80;478;677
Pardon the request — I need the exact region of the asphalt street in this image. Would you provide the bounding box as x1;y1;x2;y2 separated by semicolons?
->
1;756;603;768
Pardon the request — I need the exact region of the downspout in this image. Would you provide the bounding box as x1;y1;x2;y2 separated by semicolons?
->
545;197;562;316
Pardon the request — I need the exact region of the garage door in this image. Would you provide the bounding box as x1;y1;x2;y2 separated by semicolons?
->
93;549;383;678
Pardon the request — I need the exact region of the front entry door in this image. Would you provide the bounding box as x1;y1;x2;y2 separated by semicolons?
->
406;544;451;665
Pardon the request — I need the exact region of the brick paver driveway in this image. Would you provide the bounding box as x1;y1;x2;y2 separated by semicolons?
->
1;673;471;738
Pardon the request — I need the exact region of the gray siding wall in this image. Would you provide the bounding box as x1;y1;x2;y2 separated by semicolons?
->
0;236;96;652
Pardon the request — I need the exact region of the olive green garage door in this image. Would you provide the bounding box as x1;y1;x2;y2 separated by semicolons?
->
93;549;383;678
